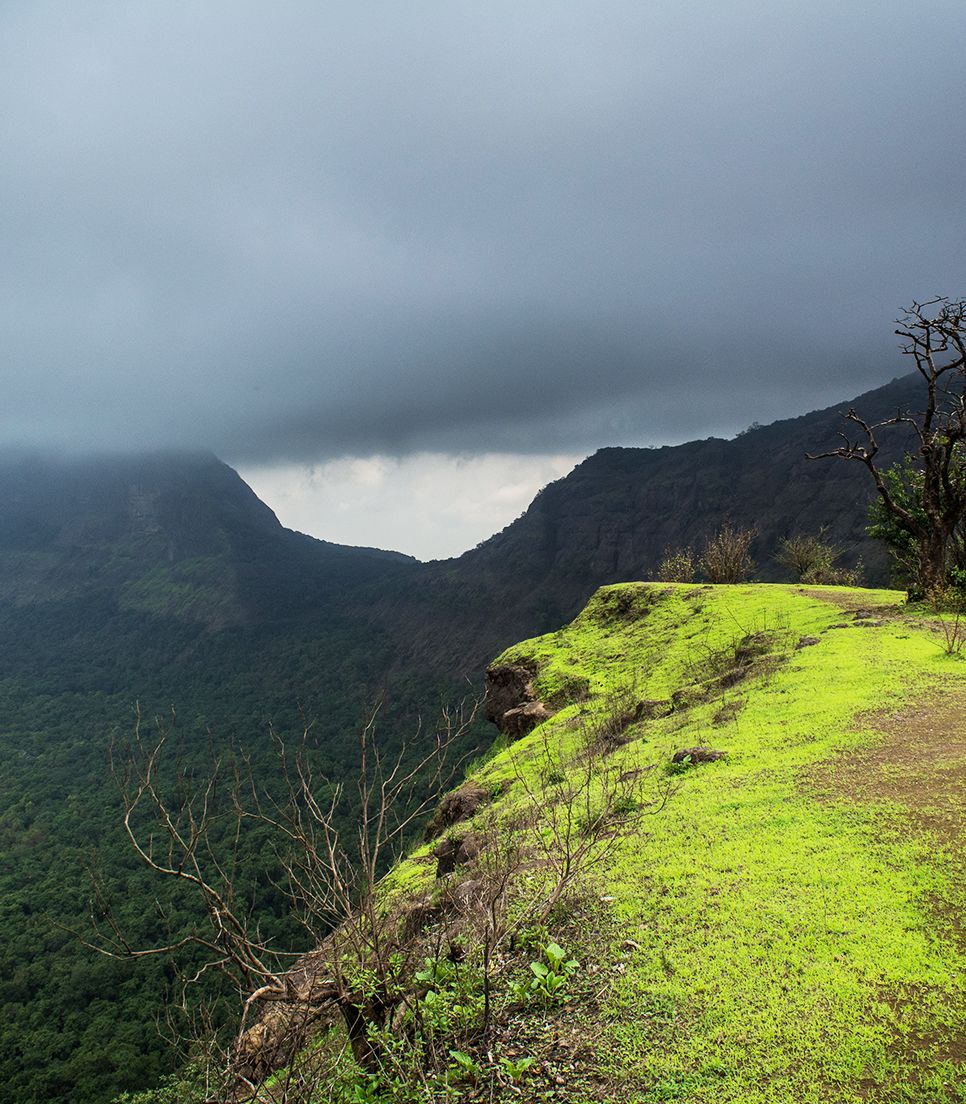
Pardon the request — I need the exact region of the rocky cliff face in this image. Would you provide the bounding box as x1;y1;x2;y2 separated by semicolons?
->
373;373;919;671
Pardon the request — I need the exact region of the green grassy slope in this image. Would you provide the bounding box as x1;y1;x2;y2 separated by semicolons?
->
412;582;966;1102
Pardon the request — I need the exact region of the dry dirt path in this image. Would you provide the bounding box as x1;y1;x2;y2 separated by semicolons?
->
824;694;966;848
813;686;966;1083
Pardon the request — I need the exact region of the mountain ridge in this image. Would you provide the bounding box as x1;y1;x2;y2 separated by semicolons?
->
371;372;919;670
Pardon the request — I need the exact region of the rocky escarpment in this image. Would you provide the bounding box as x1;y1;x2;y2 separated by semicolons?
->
483;661;554;738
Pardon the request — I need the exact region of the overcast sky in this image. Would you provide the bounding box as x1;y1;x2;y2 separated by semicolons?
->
3;3;964;558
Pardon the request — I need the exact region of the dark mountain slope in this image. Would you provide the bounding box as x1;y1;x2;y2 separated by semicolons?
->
381;373;918;669
0;450;417;624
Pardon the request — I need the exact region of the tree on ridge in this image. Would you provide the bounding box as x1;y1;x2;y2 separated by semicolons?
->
809;297;966;597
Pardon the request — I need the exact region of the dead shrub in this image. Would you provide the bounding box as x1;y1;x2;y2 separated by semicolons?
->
700;524;756;583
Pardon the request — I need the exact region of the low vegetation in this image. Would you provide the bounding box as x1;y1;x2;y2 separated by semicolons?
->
775;531;862;586
121;581;966;1102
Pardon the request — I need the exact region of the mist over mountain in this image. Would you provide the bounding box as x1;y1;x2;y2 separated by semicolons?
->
0;449;415;621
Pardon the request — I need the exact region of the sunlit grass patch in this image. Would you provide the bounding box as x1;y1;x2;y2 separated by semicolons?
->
473;583;966;1101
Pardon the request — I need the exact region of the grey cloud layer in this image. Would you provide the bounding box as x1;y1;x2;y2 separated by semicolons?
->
3;2;964;460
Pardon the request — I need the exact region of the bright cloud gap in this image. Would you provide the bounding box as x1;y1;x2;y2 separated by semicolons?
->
239;452;582;561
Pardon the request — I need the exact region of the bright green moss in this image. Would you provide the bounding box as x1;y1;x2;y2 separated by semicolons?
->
455;583;966;1101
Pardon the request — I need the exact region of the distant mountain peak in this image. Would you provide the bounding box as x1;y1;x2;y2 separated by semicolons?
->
0;449;415;626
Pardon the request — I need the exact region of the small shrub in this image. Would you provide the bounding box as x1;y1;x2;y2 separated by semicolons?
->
657;547;696;583
700;525;756;583
776;532;862;586
927;584;966;656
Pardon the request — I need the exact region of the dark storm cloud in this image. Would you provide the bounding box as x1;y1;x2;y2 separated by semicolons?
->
2;2;965;461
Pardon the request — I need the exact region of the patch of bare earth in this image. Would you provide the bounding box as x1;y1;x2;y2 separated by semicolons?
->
816;694;966;847
813;692;966;1093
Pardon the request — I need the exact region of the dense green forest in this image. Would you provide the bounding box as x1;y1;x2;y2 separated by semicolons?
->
0;585;484;1104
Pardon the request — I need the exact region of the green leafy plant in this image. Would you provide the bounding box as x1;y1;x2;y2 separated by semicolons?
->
414;955;458;992
525;941;580;1005
414;954;484;1040
448;1049;481;1085
498;1055;536;1083
666;753;696;776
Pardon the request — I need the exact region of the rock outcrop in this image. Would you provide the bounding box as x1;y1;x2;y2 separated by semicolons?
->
424;781;491;840
484;661;554;738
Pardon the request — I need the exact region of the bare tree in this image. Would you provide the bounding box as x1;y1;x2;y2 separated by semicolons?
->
87;700;473;1097
809;297;966;596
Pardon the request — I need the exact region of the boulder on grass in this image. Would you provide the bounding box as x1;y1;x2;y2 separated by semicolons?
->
424;781;490;840
501;700;554;737
671;746;727;765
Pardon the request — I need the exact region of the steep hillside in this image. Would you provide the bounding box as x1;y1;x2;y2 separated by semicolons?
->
391;374;919;668
239;582;966;1103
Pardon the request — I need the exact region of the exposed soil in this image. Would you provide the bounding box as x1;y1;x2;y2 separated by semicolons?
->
816;692;966;848
813;688;966;1093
